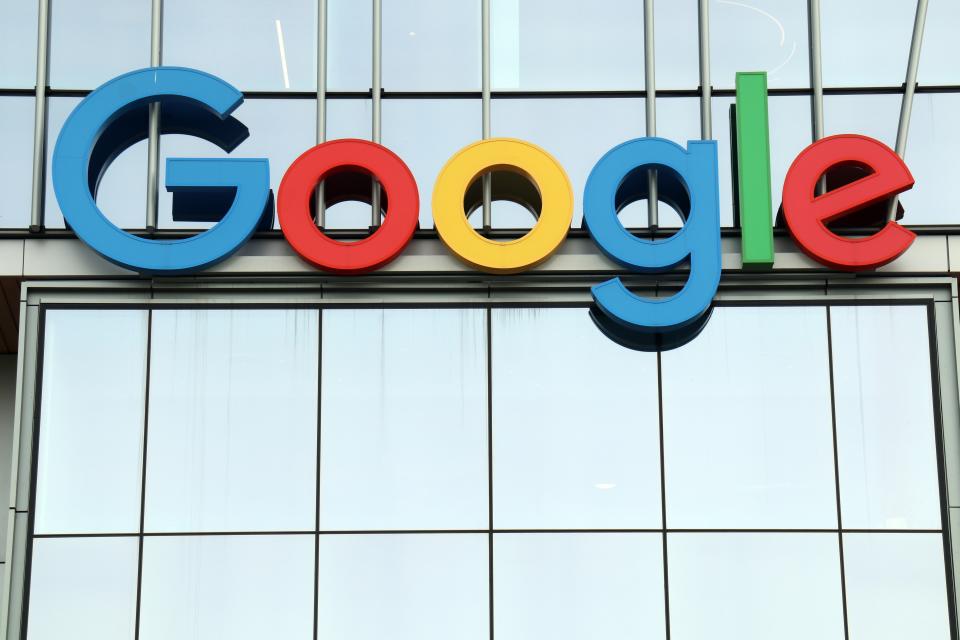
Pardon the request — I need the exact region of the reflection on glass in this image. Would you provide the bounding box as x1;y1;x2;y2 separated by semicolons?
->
821;0;914;87
145;309;318;532
49;0;151;89
158;98;315;230
0;97;34;228
655;0;699;89
328;0;372;91
383;99;480;229
0;1;38;88
831;306;941;530
919;0;960;86
662;307;837;529
164;0;317;91
26;537;138;640
494;533;665;640
668;533;844;640
45;97;148;230
823;94;900;147
383;0;480;90
317;534;489;640
320;309;488;530
843;533;951;639
491;0;644;90
491;308;661;529
491;98;645;227
325;99;373;229
710;0;809;89
139;535;315;640
900;93;960;224
35;310;147;534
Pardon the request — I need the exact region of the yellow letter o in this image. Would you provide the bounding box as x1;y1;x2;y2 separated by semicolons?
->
432;138;573;273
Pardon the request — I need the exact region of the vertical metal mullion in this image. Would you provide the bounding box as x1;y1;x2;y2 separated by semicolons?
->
481;0;492;231
29;0;50;232
371;0;382;228
807;0;826;195
825;307;851;640
315;0;328;227
145;0;163;232
643;0;658;230
808;0;824;143
133;310;154;640
485;307;494;640
888;0;929;222
698;0;711;140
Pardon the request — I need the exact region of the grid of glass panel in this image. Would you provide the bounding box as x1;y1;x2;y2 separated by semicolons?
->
25;303;953;640
1;1;959;231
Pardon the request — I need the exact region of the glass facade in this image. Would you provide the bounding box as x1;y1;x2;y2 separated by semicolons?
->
1;0;958;230
2;2;960;639
23;303;953;639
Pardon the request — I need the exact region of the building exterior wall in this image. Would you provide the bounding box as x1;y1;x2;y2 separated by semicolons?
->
2;1;960;639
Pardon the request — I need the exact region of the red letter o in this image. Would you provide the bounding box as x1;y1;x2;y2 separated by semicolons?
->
278;139;419;273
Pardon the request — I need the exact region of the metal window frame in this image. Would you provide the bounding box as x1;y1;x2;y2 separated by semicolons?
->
12;0;960;235
0;275;959;639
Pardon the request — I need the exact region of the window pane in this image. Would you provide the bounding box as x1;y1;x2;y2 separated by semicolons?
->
491;0;644;90
0;0;38;88
26;537;138;640
710;0;809;89
163;0;317;92
662;307;837;529
49;0;151;89
491;98;645;228
158;98;316;230
0;97;34;228
900;93;960;225
919;0;960;85
843;533;951;639
45;97;148;230
328;0;372;91
668;533;845;640
324;99;373;229
383;0;480;91
319;309;488;530
145;309;318;532
382;99;480;230
139;535;315;640
317;534;488;640
494;533;665;640
821;0;914;87
712;97;738;227
831;305;942;530
655;0;699;90
712;95;811;227
768;96;813;213
491;308;661;529
823;94;900;147
35;310;147;534
641;97;703;228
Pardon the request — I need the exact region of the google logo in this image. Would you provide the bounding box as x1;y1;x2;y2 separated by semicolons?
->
53;67;917;340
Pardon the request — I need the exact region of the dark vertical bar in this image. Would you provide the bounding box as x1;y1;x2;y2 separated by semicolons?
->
925;302;959;640
825;306;850;640
17;307;48;640
486;307;495;640
134;309;154;640
657;350;671;639
313;309;322;640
